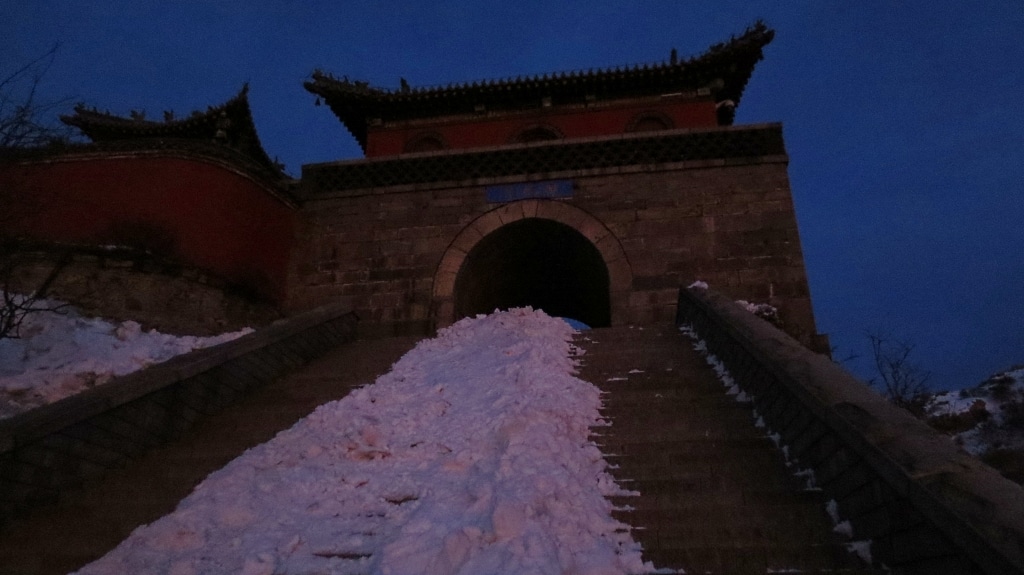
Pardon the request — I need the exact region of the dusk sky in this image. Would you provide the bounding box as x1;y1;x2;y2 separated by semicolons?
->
4;1;1023;391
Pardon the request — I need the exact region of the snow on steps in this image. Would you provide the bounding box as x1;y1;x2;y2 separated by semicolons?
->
48;310;659;575
0;334;421;575
576;325;872;575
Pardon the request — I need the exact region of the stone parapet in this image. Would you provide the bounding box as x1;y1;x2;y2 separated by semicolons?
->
0;303;357;527
301;123;787;197
677;287;1024;575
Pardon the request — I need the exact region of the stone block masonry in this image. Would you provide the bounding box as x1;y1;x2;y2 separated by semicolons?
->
293;124;823;346
7;243;282;336
0;303;357;527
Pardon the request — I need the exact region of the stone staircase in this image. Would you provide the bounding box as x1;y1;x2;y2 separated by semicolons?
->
575;324;879;575
0;336;420;575
0;322;892;575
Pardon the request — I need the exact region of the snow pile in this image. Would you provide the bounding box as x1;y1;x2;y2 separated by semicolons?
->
735;300;780;326
685;280;780;326
74;308;652;575
924;366;1024;456
0;297;252;419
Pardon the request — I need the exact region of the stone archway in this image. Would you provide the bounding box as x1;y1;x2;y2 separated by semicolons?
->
455;218;609;326
432;199;631;328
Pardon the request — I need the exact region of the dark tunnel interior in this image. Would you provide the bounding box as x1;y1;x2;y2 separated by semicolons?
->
453;218;610;327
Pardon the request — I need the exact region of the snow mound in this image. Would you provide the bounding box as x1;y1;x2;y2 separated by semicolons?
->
0;296;252;419
74;308;652;575
735;299;780;325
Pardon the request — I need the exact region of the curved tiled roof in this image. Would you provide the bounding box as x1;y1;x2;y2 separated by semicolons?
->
305;22;774;150
60;85;285;178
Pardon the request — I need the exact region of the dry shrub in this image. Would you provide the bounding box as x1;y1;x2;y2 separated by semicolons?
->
927;400;990;434
105;220;178;259
982;448;1024;485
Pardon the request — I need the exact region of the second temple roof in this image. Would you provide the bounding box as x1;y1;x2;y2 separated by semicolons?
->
60;84;285;179
304;22;775;149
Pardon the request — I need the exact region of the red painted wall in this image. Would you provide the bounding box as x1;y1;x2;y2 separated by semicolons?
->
366;99;717;157
1;155;295;303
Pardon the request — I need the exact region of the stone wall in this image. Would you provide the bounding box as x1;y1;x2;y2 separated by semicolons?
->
7;243;281;336
291;124;820;344
0;303;357;526
677;287;1024;575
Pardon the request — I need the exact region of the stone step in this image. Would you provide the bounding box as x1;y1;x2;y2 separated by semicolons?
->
600;395;746;409
610;484;826;510
595;380;720;390
636;544;855;575
597;436;781;457
631;570;886;575
608;464;806;491
595;422;766;443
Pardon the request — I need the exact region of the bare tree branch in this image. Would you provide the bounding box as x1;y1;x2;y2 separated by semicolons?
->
0;45;74;338
867;331;932;411
0;43;74;149
0;248;65;339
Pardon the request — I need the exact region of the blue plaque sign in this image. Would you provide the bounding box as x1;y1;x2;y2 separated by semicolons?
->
485;179;573;203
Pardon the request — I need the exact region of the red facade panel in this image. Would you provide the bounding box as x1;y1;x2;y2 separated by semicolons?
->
365;99;717;157
1;156;295;302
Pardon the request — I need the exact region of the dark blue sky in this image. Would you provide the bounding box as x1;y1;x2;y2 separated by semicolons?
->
5;1;1023;391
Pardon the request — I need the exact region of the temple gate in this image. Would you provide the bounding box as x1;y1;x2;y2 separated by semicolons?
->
1;23;825;348
295;23;824;346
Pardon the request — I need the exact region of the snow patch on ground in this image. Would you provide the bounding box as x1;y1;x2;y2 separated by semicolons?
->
74;308;653;575
0;296;252;419
924;366;1024;456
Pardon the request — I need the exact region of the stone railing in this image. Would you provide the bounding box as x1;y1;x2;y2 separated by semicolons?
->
676;287;1024;575
0;303;357;526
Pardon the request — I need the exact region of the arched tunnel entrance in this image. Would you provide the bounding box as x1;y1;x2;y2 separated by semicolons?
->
453;218;611;327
